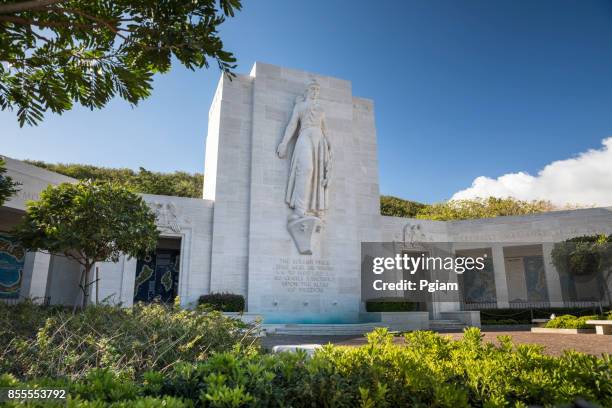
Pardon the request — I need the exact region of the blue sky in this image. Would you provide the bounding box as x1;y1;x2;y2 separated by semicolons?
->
2;0;612;204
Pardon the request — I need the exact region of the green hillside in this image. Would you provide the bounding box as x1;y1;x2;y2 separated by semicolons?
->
27;161;559;220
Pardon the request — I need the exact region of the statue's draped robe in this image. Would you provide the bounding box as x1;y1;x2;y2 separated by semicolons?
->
285;101;332;216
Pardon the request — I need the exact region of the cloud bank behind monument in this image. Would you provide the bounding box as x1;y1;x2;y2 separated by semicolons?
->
452;137;612;207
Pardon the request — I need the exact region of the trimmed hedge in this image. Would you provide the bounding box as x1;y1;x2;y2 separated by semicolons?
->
480;307;608;325
481;318;522;326
1;328;610;407
544;315;598;329
198;293;245;312
365;300;418;312
545;312;612;329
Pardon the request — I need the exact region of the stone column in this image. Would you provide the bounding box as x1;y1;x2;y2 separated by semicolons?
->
120;256;137;308
430;244;461;319
542;243;564;307
21;251;51;303
492;245;509;308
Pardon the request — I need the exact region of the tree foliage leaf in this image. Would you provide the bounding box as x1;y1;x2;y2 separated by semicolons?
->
0;0;241;125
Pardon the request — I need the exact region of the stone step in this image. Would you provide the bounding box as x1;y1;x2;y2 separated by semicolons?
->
265;320;468;336
429;319;466;332
266;323;382;336
272;329;379;335
429;322;465;326
429;320;463;324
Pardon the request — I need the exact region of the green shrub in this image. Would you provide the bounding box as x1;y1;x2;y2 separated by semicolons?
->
365;300;418;312
380;195;426;218
2;328;610;407
27;161;204;199
198;293;245;312
416;197;557;221
0;302;258;380
0;299;65;340
544;314;599;329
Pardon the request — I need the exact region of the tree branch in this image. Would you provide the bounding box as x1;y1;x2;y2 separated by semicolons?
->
53;6;130;41
0;0;65;14
63;250;86;267
3;51;121;67
0;15;94;31
29;28;51;43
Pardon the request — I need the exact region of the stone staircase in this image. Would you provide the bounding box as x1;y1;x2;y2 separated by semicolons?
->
264;319;468;336
428;319;467;332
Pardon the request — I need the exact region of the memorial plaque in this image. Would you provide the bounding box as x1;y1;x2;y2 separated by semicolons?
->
273;257;335;294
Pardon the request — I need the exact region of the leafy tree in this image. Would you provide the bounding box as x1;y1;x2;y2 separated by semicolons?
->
0;156;19;205
0;0;241;126
27;160;204;197
415;197;557;221
14;180;159;308
551;234;612;304
380;195;426;218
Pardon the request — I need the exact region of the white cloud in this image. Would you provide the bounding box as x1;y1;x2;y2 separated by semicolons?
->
451;137;612;207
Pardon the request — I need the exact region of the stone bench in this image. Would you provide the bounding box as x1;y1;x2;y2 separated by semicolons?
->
531;318;550;327
586;320;612;335
271;344;322;356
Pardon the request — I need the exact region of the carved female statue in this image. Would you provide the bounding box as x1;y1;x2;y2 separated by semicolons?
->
277;80;332;221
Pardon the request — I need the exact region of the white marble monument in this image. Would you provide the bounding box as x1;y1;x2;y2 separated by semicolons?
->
203;62;383;323
2;62;612;327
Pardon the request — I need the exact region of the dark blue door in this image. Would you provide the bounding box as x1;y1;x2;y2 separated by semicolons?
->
134;249;180;303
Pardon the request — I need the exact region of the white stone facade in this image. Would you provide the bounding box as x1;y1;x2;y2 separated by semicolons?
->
1;158;77;304
246;64;382;323
2;62;612;324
